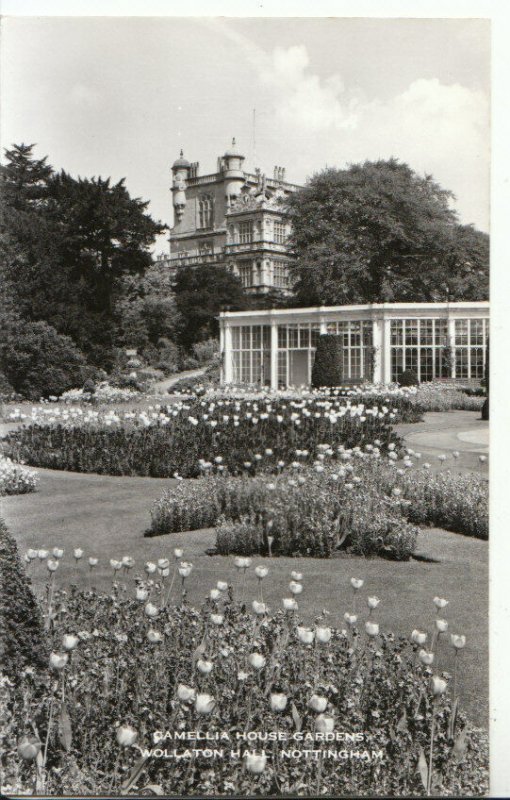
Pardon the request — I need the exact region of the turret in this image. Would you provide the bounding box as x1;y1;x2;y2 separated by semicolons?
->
171;150;191;221
222;138;245;206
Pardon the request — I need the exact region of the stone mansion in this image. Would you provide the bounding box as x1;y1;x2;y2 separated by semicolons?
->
161;139;300;295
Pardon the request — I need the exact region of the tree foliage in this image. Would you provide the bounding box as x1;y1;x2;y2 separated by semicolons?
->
286;159;489;306
174;264;248;350
0;143;166;370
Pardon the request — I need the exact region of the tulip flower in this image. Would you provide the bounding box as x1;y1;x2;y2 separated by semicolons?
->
88;557;98;568
433;597;449;610
49;652;68;671
365;621;379;638
144;602;159;618
26;549;38;561
73;548;84;561
62;634;79;651
217;581;228;592
174;548;183;559
270;693;288;711
197;659;214;675
350;578;364;590
178;562;193;578
308;694;328;713
47;559;59;572
282;597;298;611
316;714;335;734
291;571;303;581
116;724;138;747
367;596;380;610
122;556;135;569
451;634;466;650
210;588;221;601
411;629;427;646
254;566;269;579
252;600;267;616
38;549;49;560
157;558;170;570
145;562;157;575
289;581;303;595
419;649;435;666
136;587;148;601
430;675;448;697
110;559;122;572
195;693;215;714
245;751;267;774
316;626;332;644
210;613;224;626
147;629;163;644
436;619;448;633
17;735;42;761
234;557;251;570
344;613;357;627
176;684;196;703
52;547;64;559
297;626;315;645
248;653;266;670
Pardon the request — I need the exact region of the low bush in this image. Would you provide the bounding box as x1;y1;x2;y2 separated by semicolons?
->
408;383;484;413
398;369;419;387
0;456;38;496
0;519;47;678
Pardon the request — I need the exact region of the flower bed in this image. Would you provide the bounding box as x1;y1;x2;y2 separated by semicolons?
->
1;553;488;797
0;456;38;496
3;398;401;478
148;446;488;548
60;382;141;404
408;383;485;413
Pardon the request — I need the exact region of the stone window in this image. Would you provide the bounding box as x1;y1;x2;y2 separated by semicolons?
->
198;195;213;229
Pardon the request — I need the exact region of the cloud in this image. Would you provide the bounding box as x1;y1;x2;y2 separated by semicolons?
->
260;45;360;132
256;45;489;228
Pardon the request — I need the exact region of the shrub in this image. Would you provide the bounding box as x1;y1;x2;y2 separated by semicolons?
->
0;319;94;400
311;335;342;388
192;338;219;365
0;456;38;496
399;369;419;387
0;519;47;678
408;383;484;413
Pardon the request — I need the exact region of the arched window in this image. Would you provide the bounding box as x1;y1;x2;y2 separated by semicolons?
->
198;195;213;229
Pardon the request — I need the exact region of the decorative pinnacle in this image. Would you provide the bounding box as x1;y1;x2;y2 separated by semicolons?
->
232;138;236;147
180;149;184;157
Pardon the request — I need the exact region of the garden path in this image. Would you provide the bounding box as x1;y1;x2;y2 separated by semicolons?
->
396;410;488;474
152;367;205;394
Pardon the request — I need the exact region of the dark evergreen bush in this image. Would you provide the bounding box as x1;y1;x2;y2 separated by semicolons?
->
398;369;419;387
0;319;95;400
311;335;342;388
0;519;47;678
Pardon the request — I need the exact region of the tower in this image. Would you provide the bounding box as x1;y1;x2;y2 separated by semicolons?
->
222;138;246;207
171;150;191;221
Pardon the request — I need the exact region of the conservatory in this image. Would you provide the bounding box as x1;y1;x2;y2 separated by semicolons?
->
218;302;489;388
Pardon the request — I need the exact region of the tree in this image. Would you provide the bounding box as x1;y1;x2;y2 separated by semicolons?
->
311;335;343;388
285;159;489;306
0;144;166;369
174;264;248;350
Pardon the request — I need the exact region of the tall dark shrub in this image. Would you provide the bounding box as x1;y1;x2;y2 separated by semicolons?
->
311;335;342;388
482;336;489;420
0;520;47;677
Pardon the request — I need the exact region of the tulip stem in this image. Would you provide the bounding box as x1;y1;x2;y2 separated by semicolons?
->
427;700;436;796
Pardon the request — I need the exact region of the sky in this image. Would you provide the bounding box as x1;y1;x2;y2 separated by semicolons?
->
1;16;490;252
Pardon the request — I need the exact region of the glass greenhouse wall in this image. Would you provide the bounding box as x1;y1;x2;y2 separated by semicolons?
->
220;303;489;389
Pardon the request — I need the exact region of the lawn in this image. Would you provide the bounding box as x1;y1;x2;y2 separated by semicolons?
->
2;466;488;727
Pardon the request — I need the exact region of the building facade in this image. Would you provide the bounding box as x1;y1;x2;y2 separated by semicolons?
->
219;302;489;388
168;140;300;294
